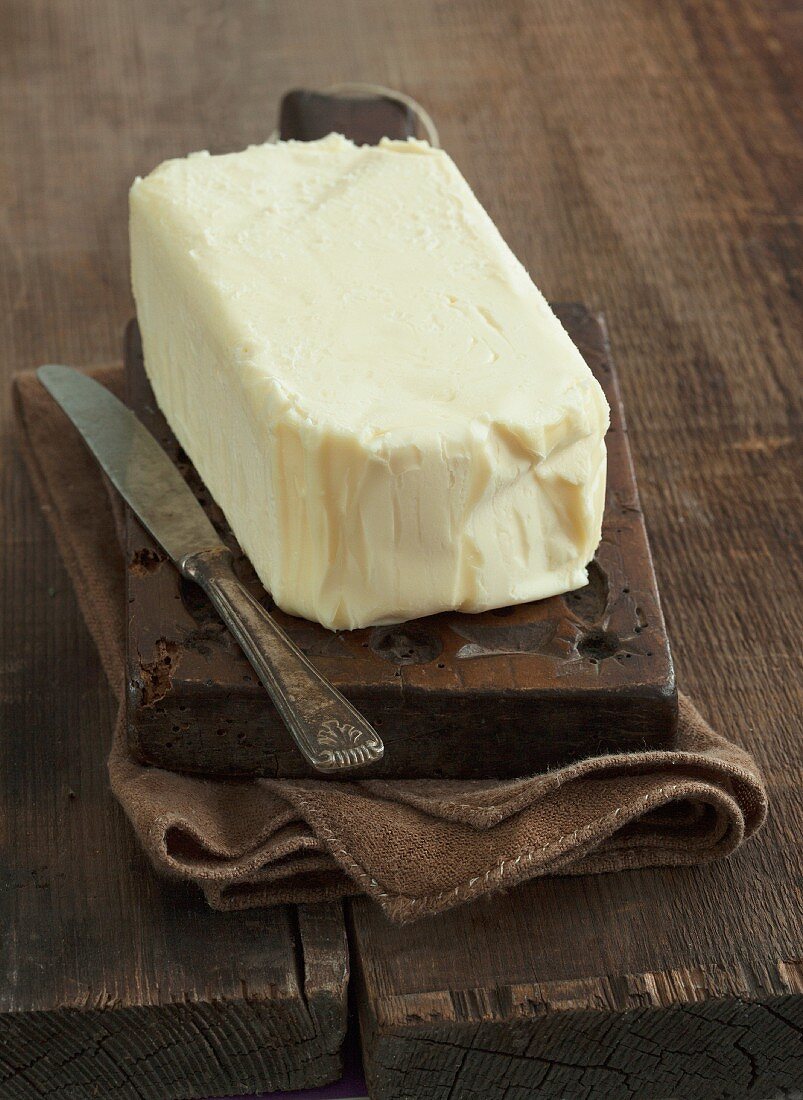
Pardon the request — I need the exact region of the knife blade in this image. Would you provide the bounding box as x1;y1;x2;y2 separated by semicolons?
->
39;365;223;563
38;364;384;775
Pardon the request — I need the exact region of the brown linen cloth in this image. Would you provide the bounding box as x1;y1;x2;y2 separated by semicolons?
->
13;366;768;923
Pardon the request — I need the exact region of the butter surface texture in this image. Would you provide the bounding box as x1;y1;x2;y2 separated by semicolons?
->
130;135;609;630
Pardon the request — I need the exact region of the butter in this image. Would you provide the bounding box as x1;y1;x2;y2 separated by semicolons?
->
130;135;609;631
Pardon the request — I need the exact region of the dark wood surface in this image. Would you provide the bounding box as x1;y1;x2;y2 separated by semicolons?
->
125;302;676;779
2;2;801;1098
0;572;349;1096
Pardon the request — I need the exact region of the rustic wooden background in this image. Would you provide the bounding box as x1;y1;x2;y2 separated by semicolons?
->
1;1;801;1098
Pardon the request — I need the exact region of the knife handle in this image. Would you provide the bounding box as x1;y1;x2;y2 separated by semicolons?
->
182;546;384;774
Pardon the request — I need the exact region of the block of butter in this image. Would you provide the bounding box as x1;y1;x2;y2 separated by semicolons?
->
130;135;609;631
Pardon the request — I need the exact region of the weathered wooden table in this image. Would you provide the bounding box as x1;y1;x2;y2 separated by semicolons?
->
1;3;800;1098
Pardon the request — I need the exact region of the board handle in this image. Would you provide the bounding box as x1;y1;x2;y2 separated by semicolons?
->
279;87;418;145
183;547;384;773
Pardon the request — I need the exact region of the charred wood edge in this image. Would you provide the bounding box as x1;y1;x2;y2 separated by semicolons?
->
352;949;803;1100
0;903;348;1100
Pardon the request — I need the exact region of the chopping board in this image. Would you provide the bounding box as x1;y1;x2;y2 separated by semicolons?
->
124;92;676;779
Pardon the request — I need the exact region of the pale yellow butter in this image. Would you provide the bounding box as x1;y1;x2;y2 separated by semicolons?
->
130;135;609;630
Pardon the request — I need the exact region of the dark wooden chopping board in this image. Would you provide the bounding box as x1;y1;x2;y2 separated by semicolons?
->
124;92;676;779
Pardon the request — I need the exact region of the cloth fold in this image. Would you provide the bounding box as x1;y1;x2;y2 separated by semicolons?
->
13;366;768;923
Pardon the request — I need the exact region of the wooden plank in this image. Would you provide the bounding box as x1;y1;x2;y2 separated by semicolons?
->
0;12;349;1094
123;96;676;781
343;1;803;1096
351;408;803;1094
354;962;803;1099
0;460;348;1095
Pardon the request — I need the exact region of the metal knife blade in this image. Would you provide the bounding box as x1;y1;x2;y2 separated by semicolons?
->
38;364;222;565
37;364;385;775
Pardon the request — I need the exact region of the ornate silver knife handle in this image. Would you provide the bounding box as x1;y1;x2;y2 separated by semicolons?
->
182;546;384;774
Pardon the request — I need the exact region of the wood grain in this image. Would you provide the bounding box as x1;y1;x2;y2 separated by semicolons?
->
1;1;800;1098
124;304;677;779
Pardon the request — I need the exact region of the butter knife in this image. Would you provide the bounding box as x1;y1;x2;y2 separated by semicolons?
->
38;364;384;775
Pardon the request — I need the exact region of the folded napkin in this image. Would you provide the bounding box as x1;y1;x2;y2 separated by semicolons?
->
13;366;768;923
